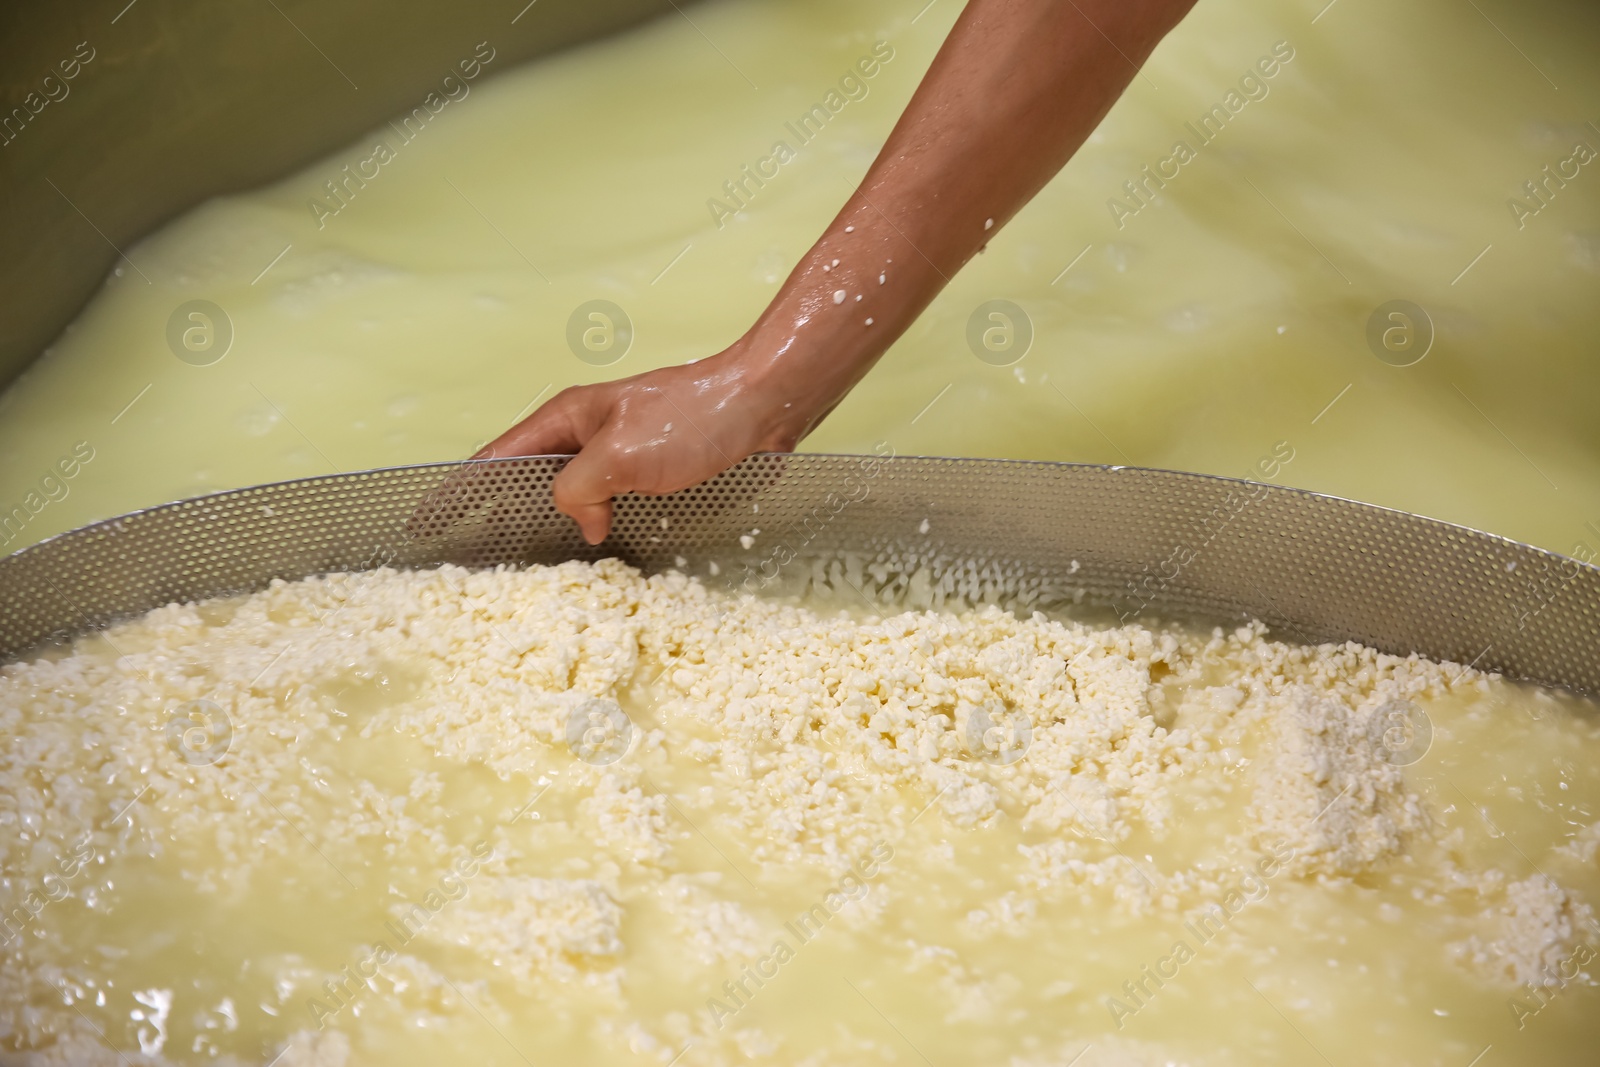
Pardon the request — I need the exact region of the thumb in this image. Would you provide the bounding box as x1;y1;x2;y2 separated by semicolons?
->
565;495;614;547
475;387;596;460
552;432;636;546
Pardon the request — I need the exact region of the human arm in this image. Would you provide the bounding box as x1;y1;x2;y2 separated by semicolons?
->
479;0;1197;544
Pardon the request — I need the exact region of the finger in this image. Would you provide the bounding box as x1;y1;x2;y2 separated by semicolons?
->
473;389;622;543
570;498;614;546
474;388;601;460
474;408;576;459
552;431;643;546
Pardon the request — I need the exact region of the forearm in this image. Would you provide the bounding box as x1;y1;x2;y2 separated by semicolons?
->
731;0;1196;441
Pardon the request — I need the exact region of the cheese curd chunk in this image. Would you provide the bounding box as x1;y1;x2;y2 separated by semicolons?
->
1;559;1597;1066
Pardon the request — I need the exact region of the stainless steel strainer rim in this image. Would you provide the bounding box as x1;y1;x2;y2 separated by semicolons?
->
0;453;1580;569
2;453;1597;694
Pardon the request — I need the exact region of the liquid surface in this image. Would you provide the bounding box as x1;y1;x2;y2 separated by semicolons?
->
2;561;1598;1066
0;0;1598;559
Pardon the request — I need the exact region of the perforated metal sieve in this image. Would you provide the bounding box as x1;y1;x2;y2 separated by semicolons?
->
2;454;1597;693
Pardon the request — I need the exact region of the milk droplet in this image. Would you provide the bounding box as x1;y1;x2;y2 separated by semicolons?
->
844;225;854;232
855;294;862;301
833;290;846;304
879;274;886;284
864;317;874;325
984;218;994;230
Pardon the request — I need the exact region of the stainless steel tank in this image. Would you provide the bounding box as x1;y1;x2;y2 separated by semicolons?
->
0;0;684;387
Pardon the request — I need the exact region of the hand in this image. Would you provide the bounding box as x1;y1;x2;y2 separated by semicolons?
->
476;346;810;544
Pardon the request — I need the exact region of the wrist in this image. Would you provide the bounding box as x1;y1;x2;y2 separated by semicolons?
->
707;197;947;452
710;335;833;452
